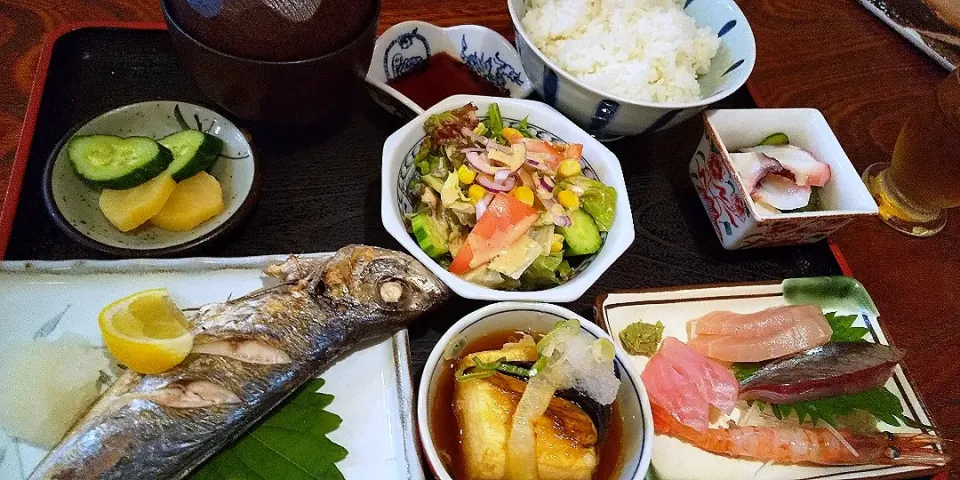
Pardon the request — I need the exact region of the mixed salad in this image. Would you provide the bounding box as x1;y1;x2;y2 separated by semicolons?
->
405;103;617;290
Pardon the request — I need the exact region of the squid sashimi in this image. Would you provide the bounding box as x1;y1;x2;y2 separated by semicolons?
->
752;174;812;211
641;337;739;432
742;145;831;187
687;305;833;363
730;152;781;192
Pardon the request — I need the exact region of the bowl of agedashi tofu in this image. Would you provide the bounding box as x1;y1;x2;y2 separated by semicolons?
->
43;101;260;257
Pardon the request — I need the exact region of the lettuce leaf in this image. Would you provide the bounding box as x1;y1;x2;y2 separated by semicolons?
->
558;176;617;231
520;253;567;288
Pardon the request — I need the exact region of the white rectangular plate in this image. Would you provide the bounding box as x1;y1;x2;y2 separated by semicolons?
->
596;282;943;480
0;254;424;480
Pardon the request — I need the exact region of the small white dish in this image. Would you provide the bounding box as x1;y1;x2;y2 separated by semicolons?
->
689;108;878;249
596;279;943;480
380;94;635;302
0;253;422;480
417;301;654;480
507;0;756;139
43;101;260;257
365;21;533;119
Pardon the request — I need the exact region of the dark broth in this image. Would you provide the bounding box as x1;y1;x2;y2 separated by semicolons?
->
429;329;625;480
387;52;509;109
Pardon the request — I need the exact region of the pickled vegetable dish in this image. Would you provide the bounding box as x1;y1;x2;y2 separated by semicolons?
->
406;103;617;290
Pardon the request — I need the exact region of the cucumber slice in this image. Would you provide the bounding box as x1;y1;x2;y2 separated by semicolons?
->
159;130;225;181
68;135;173;189
758;132;790;146
410;213;449;258
556;209;602;256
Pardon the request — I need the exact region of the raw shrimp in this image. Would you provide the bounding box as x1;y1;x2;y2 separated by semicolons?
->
652;405;948;466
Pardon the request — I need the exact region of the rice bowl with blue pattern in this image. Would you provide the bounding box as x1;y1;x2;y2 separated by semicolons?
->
508;0;756;139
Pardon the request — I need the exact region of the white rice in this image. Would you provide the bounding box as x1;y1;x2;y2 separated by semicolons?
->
521;0;721;103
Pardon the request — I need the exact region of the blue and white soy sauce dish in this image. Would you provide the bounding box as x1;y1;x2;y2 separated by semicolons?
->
365;21;534;119
507;0;757;140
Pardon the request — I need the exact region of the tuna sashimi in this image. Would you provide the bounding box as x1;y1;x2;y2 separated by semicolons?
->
730;152;782;192
659;337;738;413
752;174;812;211
642;352;711;432
641;337;739;432
688;305;823;338
742;145;831;187
739;342;903;403
687;305;833;363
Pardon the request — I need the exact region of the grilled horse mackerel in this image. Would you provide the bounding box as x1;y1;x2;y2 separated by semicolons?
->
30;245;449;479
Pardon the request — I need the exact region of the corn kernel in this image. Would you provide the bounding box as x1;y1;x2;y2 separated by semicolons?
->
501;127;524;144
458;165;476;184
557;159;582;178
557;189;580;210
550;234;565;253
468;184;487;203
510;186;535;206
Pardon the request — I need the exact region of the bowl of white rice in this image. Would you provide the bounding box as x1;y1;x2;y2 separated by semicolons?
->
509;0;755;139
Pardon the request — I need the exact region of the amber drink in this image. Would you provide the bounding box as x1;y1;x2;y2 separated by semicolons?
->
864;68;960;236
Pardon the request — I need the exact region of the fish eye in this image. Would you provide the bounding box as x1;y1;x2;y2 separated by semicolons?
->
377;278;410;307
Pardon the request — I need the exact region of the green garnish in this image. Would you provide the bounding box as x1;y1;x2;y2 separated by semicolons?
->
455;356;533;382
618;321;664;357
826;312;869;343
487;103;504;137
754;386;931;430
517;116;535;138
757;132;790;146
731;362;766;382
782;276;880;317
191;378;347;480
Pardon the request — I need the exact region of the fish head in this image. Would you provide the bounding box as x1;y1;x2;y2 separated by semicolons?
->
316;245;449;316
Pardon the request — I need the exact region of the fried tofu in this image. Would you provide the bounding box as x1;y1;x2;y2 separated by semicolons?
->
454;347;598;480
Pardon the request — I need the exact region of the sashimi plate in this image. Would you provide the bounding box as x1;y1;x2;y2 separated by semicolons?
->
0;254;424;480
595;278;944;480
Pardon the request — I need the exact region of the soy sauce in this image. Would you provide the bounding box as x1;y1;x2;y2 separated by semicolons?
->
429;329;625;480
387;52;509;109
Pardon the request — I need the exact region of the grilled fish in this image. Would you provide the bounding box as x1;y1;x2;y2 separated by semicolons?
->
29;245;448;479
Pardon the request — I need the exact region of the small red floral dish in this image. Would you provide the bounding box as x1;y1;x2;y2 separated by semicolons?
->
689;109;878;249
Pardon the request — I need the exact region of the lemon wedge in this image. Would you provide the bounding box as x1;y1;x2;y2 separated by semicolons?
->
98;288;193;374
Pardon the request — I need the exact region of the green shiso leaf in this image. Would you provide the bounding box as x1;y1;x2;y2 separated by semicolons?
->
191;378;347;480
753;386;932;430
825;312;870;343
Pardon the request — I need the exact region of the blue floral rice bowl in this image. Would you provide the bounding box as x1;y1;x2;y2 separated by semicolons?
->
508;0;756;140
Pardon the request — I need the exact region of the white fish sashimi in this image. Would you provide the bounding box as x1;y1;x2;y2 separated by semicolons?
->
752;174;812;211
730;152;781;191
742;145;831;187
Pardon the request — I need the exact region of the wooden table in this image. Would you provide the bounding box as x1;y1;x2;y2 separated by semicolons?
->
0;0;956;478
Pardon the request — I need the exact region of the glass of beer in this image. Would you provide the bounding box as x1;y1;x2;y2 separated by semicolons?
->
863;68;960;237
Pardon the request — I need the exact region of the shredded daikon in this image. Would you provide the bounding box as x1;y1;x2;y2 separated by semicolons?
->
823;421;859;458
752;459;775;478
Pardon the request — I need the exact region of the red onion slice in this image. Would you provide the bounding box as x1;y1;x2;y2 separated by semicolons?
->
466;151;503;175
553;215;572;227
540;176;555;192
476;193;494;220
461;128;512;153
494;169;512;184
477;173;516;193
